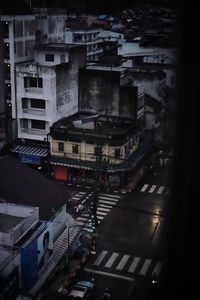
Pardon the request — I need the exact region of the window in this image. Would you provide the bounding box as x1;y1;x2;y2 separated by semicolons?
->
31;120;45;130
60;54;65;63
31;99;45;109
4;43;10;59
45;54;54;62
5;64;10;79
24;77;43;88
58;142;64;152
21;119;28;129
72;144;79;154
22;98;28;109
114;148;120;158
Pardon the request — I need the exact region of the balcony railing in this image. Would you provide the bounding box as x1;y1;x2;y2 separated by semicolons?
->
21;128;47;136
22;108;46;116
25;87;43;95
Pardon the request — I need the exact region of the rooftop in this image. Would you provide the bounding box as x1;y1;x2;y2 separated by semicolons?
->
52;112;137;135
0;155;71;221
0;213;24;232
35;43;83;51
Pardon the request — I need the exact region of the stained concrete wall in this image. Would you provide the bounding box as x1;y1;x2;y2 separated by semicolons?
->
56;46;87;118
79;68;137;118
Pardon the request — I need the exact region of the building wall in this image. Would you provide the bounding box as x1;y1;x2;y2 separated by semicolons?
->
79;69;120;116
79;69;137;118
0;15;35;145
36;15;68;44
16;63;56;141
51;136;138;164
56;46;87;119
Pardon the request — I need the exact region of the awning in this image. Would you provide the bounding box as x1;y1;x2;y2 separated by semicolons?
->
10;144;48;157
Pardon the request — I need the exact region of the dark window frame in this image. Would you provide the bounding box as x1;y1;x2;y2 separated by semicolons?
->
72;144;79;154
45;53;54;62
58;142;64;152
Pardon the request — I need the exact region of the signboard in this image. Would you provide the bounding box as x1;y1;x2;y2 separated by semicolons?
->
18;153;41;164
37;225;53;270
21;240;38;291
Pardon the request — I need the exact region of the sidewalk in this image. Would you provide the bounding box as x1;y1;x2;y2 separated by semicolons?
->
121;160;151;193
40;247;91;299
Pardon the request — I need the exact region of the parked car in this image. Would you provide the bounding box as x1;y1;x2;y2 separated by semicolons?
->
67;280;95;299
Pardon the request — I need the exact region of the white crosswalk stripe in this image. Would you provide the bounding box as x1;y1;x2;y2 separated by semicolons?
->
105;252;119;268
116;254;130;270
148;185;156;193
151;261;162;276
141;184;149;192
93;250;162;278
140;184;167;195
75;193;120;232
128;256;140;273
94;250;108;266
139;259;152;275
157;186;165;194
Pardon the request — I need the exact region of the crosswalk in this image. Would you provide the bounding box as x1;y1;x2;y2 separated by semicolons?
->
75;192;121;233
92;250;162;278
140;184;167;195
70;191;93;204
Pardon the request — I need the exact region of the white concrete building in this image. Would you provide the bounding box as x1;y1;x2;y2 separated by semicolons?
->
65;25;103;61
118;42;176;88
16;43;86;141
35;10;77;44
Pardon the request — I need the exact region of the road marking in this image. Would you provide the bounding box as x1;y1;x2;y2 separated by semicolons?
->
105;252;119;268
157;186;165;194
139;259;152;275
140;184;149;192
99;196;119;202
96;210;108;216
76;217;89;222
98;203;112;209
84;268;134;282
97;207;110;212
94;250;108;266
128;257;140;273
100;193;121;199
152;261;162;276
149;185;156;193
98;199;117;205
96;215;104;220
116;255;130;270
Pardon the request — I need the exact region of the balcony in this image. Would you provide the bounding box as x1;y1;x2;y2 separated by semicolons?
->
22;108;46;116
21;128;47;136
25;87;43;95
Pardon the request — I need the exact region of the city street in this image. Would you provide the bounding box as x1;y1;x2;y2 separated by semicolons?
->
49;164;172;300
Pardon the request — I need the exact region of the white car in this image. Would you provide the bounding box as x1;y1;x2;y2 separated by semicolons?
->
67;280;95;299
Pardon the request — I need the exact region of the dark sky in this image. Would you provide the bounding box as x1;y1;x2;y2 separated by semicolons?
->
0;0;175;15
33;0;176;13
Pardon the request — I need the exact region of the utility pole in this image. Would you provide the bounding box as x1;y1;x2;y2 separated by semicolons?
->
90;143;102;254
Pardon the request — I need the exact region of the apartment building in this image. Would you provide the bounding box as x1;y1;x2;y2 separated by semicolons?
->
0;14;36;148
49;112;150;187
16;43;86;143
65;19;103;61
